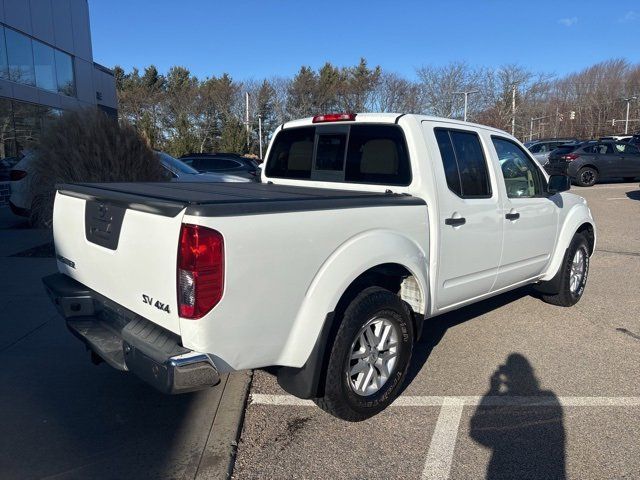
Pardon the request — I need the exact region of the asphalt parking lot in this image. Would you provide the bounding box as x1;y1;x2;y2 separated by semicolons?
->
233;182;640;479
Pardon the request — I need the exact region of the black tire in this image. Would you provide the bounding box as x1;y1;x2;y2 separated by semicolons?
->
314;287;414;421
575;167;598;187
623;177;636;182
539;233;590;307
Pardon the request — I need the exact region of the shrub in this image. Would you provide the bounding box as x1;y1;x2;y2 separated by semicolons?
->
30;108;165;227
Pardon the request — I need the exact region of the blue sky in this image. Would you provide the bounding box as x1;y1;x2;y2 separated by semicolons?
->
88;0;640;81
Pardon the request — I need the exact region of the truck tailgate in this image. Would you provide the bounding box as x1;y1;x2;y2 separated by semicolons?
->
53;189;185;334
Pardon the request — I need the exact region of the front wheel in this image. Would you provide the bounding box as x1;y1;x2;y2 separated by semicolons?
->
539;233;590;307
575;167;598;187
314;287;414;421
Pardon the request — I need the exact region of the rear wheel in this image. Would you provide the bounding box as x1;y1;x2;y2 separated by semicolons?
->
314;287;413;421
539;233;590;307
575;167;598;187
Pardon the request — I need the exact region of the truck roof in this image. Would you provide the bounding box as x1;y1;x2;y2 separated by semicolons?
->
282;112;510;136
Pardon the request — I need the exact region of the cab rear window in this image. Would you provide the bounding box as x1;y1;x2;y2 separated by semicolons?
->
265;124;411;186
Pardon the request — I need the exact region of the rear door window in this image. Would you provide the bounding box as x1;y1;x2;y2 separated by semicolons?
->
434;128;492;198
266;124;411;185
616;143;639;154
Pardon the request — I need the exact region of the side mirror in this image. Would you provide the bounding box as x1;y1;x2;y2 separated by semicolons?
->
547;175;570;194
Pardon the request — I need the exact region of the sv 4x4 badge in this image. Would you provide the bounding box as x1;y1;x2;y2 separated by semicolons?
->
142;294;171;314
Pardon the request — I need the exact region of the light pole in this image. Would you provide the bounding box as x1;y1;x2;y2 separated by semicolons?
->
622;95;637;135
453;90;479;122
258;114;263;159
511;85;517;136
245;92;250;148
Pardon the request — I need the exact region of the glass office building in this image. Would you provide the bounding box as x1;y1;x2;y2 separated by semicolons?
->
0;0;117;203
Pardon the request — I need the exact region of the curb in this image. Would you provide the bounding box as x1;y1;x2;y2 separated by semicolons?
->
194;370;253;480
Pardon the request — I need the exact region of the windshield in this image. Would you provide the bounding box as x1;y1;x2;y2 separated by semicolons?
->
157;152;199;174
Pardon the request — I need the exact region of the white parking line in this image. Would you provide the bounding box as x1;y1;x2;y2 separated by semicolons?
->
578;184;637;190
250;394;640;408
607;197;630;200
421;397;465;480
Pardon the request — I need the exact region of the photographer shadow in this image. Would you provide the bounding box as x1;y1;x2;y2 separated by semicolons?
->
469;354;566;480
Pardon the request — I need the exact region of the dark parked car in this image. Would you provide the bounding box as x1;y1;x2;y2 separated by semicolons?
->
179;153;260;180
546;141;640;186
526;138;579;167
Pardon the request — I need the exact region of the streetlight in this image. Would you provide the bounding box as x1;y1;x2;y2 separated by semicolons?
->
622;95;638;135
453;90;479;122
258;114;263;159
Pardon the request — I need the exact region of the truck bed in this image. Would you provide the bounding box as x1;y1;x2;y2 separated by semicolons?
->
58;181;424;217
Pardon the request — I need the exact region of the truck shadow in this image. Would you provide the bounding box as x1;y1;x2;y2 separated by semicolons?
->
402;287;533;392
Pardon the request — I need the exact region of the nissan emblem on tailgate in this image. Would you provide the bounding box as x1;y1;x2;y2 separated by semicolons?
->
84;201;127;250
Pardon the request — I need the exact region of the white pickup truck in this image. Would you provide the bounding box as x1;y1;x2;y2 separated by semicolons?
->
44;113;596;421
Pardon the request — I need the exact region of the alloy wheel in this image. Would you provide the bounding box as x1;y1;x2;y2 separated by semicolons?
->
345;316;401;396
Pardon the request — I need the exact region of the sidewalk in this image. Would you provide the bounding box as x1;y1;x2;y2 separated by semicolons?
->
0;207;250;479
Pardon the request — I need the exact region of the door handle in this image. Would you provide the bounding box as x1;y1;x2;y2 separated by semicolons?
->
445;217;466;226
505;212;520;221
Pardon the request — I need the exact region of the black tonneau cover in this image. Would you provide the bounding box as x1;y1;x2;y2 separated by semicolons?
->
58;181;425;217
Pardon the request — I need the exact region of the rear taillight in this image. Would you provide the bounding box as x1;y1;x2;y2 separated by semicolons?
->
10;170;27;181
561;153;579;161
177;224;224;319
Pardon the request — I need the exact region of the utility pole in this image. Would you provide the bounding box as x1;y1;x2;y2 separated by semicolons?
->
622;95;637;135
528;115;551;141
511;85;516;136
258;114;263;159
453;90;479;122
245;92;250;149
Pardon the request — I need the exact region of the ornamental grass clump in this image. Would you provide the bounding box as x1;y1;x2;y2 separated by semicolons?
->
30;108;165;227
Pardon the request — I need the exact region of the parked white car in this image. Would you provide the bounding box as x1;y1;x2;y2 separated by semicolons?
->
9;152;249;219
8;151;35;217
44;113;596;421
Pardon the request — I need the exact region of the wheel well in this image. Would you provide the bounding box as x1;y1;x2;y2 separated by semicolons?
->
578;164;599;173
576;222;595;255
276;263;425;400
334;264;410;316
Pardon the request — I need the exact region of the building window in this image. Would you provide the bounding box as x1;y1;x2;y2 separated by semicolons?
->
5;27;35;86
0;24;76;97
0;27;8;80
0;97;14;159
33;40;57;92
54;50;74;96
0;97;63;161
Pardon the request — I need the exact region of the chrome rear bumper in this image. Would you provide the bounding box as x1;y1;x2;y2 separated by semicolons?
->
43;273;220;394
